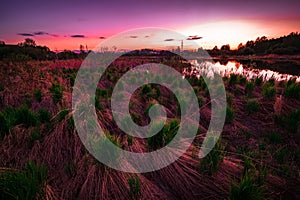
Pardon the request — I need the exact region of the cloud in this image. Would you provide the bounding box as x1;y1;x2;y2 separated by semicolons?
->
99;36;106;39
70;34;85;38
187;35;203;40
164;38;174;41
145;35;150;38
49;34;60;37
33;31;49;35
129;36;138;38
17;33;34;36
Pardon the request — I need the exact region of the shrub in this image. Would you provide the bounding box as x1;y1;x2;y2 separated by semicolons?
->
230;173;264;200
245;81;255;96
199;138;225;175
128;176;141;200
262;83;276;98
33;89;42;102
226;106;235;123
50;83;63;104
246;100;260;113
0;161;48;200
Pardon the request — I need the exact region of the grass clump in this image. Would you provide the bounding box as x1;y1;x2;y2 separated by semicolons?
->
141;84;152;95
262;83;276;98
284;81;300;99
147;119;179;150
199;137;225;175
38;109;51;124
246;99;260;114
30;129;42;144
229;74;238;86
245;81;255;97
0;113;9;139
267;132;282;144
15;105;38;128
33;89;42;102
275;110;300;133
128;176;141;200
226;106;235;123
230;173;264;200
255;77;263;86
49;83;63;104
0;161;48;200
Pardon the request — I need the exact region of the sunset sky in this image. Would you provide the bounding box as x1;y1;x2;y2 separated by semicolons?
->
1;0;299;51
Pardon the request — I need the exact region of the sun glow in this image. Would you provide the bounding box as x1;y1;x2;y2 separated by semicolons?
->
178;21;268;49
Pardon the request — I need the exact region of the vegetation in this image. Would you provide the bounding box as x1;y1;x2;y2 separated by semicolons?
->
230;173;264;200
226;106;235;123
199;138;225;175
262;83;276;98
246;99;260;114
128;176;142;200
49;83;63;104
0;161;48;200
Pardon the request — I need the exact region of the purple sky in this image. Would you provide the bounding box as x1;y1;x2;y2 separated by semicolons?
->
1;0;299;50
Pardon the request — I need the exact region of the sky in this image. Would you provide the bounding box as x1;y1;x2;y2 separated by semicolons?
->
1;0;299;50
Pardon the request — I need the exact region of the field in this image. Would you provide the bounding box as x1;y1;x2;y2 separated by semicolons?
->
0;57;300;199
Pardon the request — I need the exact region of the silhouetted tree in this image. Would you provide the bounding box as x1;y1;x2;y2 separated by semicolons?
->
0;41;5;46
220;44;230;51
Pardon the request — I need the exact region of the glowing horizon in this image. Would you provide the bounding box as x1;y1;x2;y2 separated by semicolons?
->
1;0;299;51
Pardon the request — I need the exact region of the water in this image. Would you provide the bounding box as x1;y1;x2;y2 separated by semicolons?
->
186;59;300;82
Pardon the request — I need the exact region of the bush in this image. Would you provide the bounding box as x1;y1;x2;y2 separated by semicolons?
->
246;100;260;113
0;161;48;200
50;83;63;104
262;83;276;98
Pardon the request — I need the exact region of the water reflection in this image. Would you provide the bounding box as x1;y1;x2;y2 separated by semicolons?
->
185;60;300;82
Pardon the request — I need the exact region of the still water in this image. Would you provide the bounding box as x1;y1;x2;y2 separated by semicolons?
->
186;59;300;82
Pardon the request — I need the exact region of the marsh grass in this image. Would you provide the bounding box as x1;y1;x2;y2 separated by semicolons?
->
0;161;48;200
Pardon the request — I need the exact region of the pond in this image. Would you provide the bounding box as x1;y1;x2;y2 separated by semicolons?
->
186;59;300;82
